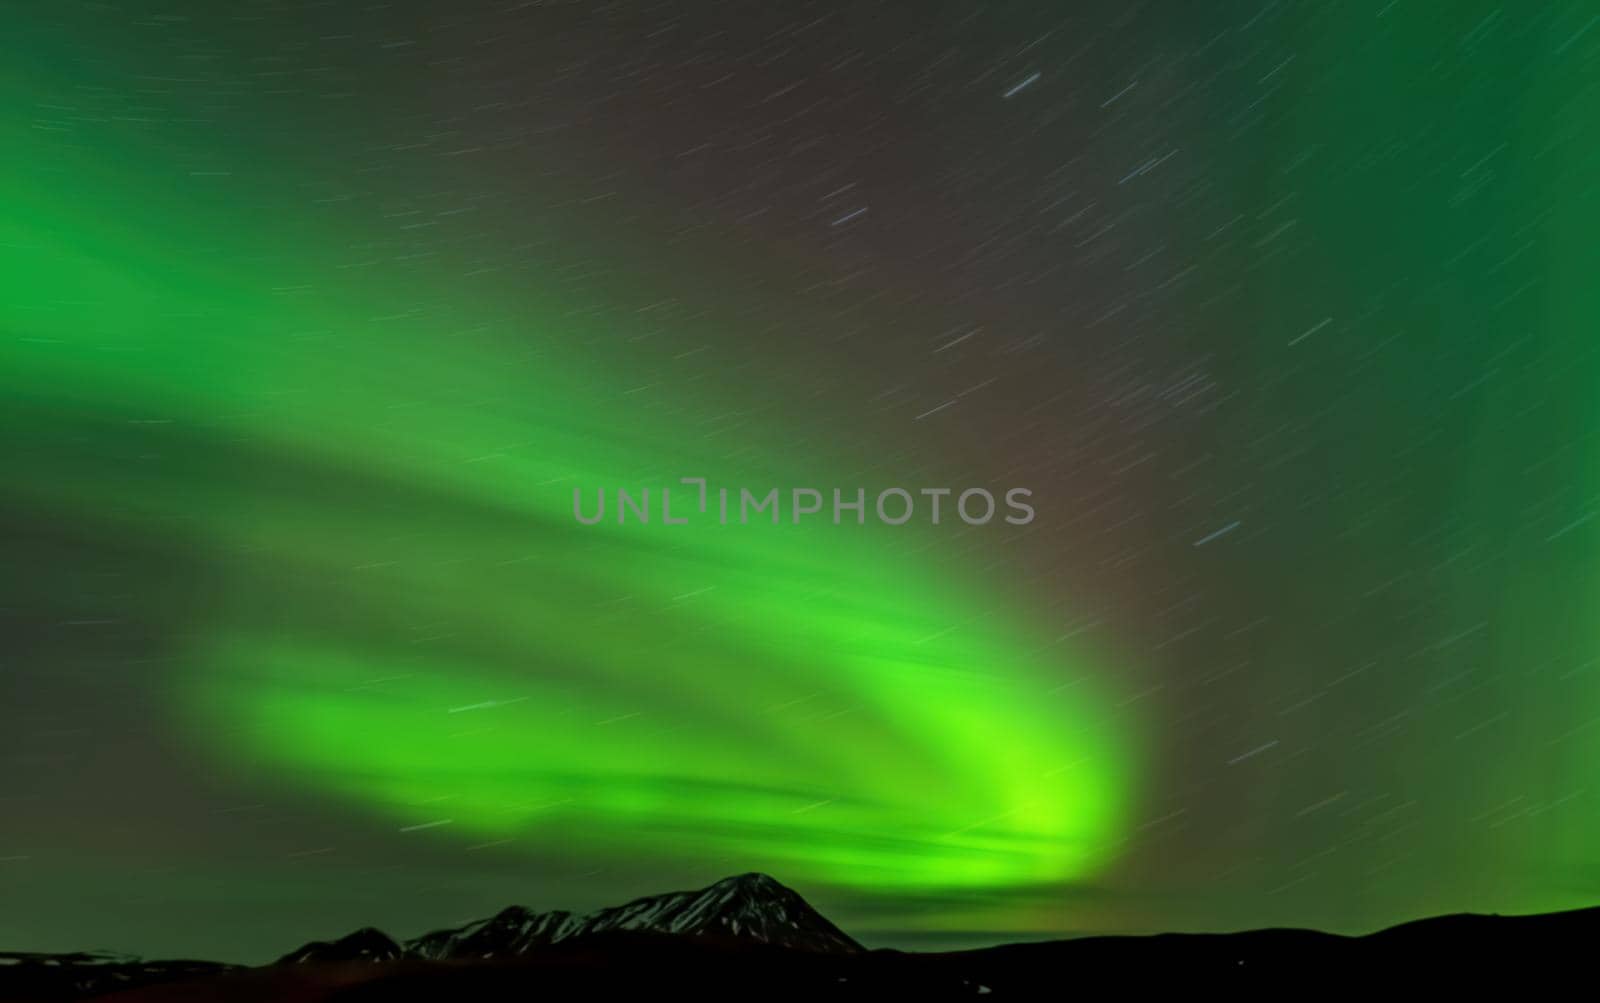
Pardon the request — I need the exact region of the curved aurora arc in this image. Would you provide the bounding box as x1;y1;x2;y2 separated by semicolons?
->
1;103;1137;903
173;321;1139;890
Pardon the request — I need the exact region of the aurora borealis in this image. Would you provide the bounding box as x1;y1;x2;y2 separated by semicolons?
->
4;0;1600;965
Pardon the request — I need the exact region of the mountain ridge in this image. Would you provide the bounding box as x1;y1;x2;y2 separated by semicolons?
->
281;872;861;965
9;880;1600;997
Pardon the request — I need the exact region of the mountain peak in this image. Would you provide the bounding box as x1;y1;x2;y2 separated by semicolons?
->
277;927;403;966
403;873;861;960
712;871;785;891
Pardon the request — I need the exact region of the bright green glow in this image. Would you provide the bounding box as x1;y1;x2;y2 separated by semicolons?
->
196;618;1125;889
1;60;1134;896
10;2;1600;957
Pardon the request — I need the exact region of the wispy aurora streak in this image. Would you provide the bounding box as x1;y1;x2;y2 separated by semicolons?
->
12;1;1600;961
1;79;1135;896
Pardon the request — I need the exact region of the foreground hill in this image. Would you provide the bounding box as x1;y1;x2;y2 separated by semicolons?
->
5;875;1598;998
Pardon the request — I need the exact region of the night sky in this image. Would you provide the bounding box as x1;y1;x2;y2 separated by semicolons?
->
4;0;1600;965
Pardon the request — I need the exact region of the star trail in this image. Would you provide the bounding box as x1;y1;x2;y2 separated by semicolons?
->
3;0;1599;965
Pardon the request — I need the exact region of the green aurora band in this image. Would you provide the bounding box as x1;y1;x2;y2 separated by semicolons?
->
10;0;1600;959
1;39;1135;907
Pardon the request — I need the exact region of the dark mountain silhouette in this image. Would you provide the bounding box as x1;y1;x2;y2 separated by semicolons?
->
276;929;404;966
6;878;1600;999
404;872;861;959
0;951;236;999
